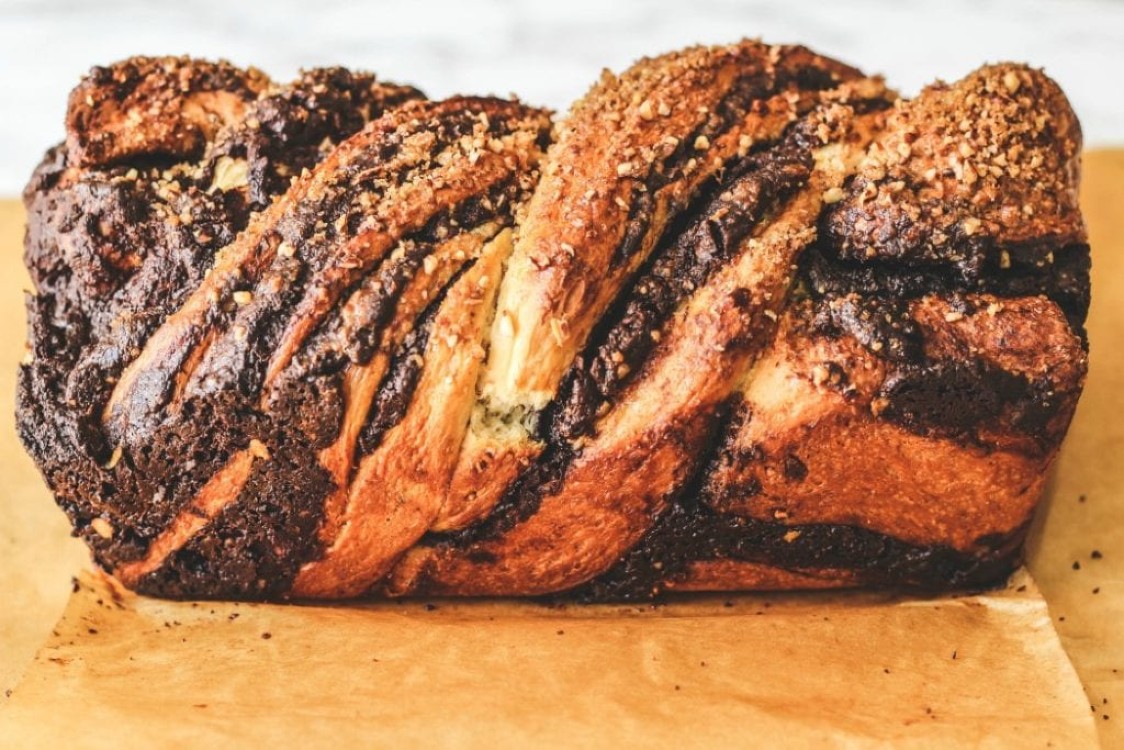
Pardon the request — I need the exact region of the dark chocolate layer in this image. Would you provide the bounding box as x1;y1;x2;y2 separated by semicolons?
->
546;118;818;442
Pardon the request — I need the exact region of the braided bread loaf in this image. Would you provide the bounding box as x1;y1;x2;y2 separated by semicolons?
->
19;41;1088;601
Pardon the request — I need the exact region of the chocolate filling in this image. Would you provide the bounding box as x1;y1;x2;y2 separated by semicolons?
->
803;236;1091;336
575;504;1024;602
610;55;856;268
546;121;817;442
297;176;521;376
18;69;432;588
18;53;1089;602
422;445;575;548
206;68;423;209
134;423;333;600
572;396;1024;601
357;261;475;455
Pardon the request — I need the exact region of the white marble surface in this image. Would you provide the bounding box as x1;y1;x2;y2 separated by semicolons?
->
1;0;1122;194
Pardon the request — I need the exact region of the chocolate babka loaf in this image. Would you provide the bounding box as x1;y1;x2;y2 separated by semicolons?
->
18;41;1089;601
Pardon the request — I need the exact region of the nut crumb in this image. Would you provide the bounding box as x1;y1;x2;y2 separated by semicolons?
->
822;187;845;204
248;439;271;461
91;518;114;539
105;446;123;470
1002;70;1021;94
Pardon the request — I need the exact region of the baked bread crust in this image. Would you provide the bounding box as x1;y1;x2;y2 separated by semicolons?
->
18;43;1088;601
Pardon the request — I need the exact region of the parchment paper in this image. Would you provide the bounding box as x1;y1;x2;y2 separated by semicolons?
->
0;570;1098;748
2;151;1122;748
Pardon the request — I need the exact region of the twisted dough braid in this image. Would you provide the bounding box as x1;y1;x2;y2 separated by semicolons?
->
19;43;1088;600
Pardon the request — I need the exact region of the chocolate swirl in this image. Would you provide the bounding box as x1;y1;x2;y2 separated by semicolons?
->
18;44;1088;601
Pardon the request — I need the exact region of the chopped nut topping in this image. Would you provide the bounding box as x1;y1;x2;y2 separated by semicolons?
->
822;186;845;204
91;518;114;539
657;101;672;117
783;530;802;543
871;397;890;417
248;439;271;460
105;446;123;470
1003;70;1021;94
616;161;634;177
693;135;710;151
209;156;249;193
962;217;981;236
637;100;655;120
423;255;438;275
944;311;964;323
233;290;254;306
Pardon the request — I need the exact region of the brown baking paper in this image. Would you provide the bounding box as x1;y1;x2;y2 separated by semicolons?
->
0;570;1099;747
3;150;1123;748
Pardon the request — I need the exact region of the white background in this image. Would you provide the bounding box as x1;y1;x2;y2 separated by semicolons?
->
1;0;1122;195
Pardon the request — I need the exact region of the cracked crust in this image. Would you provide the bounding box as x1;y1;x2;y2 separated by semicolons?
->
18;45;1089;601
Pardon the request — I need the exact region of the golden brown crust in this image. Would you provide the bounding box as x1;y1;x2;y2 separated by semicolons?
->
293;231;513;597
827;64;1085;262
96;95;550;588
66;56;270;167
19;46;1091;602
386;87;893;596
438;44;873;566
482;41;861;412
702;294;1084;552
665;560;859;592
104;96;550;445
